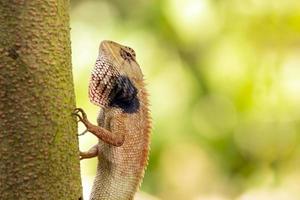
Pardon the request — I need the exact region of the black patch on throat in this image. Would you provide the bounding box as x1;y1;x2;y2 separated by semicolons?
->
108;75;140;113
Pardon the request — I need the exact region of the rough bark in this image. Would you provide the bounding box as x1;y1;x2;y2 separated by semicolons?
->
0;1;82;199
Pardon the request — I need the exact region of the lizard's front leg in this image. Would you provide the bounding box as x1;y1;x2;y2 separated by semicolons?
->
73;108;125;147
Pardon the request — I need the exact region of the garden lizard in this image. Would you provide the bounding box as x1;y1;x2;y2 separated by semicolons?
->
73;40;151;200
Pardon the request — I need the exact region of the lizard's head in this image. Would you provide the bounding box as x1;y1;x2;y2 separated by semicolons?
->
98;40;143;82
89;40;142;112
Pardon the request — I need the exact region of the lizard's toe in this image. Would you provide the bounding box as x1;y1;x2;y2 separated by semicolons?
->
77;129;88;136
73;108;87;119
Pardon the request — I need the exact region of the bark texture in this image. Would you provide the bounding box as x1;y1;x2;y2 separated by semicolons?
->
0;1;82;199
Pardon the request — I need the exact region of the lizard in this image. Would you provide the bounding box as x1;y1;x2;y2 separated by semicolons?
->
73;40;151;200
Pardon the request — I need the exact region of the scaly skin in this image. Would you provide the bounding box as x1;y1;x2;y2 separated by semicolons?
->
74;41;151;200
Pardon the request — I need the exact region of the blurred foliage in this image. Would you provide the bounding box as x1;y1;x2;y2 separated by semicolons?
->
70;0;300;199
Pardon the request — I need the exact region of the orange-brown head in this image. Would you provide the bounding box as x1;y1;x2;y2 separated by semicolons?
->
98;40;143;83
89;40;142;113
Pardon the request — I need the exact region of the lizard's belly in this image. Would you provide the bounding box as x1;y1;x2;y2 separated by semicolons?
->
93;138;148;200
92;107;150;199
97;135;147;175
99;110;148;173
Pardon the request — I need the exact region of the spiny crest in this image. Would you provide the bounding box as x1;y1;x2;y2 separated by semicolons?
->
134;80;152;193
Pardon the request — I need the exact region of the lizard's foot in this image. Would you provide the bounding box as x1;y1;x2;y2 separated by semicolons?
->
73;108;87;121
79;145;98;160
73;108;90;136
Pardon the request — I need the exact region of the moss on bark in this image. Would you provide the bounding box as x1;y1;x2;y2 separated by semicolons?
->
0;0;82;199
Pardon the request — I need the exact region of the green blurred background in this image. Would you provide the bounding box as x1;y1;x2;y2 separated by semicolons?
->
70;0;300;199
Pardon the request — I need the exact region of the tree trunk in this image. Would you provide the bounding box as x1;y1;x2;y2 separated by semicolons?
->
0;1;82;199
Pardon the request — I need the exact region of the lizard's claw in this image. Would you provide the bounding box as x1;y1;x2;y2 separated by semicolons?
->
72;108;90;136
78;129;88;136
73;108;87;120
79;151;84;160
72;108;88;123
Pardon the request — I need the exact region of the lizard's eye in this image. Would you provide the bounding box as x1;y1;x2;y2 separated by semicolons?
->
120;48;135;61
125;51;132;58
